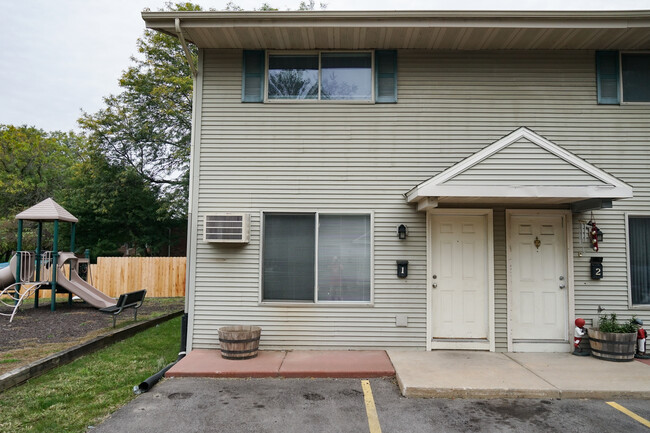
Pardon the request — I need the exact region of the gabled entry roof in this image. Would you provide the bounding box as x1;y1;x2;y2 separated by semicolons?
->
406;127;632;210
15;198;78;223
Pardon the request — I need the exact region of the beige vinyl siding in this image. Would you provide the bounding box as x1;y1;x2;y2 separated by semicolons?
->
447;138;607;186
190;48;650;351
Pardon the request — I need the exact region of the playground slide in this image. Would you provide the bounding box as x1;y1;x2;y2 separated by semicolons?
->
0;265;14;290
0;254;20;290
55;266;116;309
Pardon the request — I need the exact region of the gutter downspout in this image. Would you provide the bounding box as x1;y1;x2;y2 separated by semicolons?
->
175;18;197;77
134;314;187;394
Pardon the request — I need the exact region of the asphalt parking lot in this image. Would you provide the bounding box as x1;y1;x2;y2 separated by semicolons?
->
91;377;650;432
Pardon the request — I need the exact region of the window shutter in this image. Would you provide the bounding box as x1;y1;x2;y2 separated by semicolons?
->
242;50;265;102
375;50;397;103
596;51;620;105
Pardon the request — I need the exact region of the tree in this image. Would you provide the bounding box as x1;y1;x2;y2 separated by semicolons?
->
79;2;201;218
79;1;327;219
58;149;182;258
0;125;80;259
0;125;76;212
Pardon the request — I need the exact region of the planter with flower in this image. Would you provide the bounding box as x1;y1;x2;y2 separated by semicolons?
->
588;314;637;362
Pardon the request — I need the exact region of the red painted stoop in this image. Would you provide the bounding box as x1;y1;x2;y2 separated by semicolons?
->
166;349;395;379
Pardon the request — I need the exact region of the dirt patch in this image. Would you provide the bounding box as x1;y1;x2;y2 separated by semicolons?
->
0;297;184;374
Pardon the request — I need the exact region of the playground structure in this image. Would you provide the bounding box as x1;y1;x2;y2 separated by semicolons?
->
0;198;117;322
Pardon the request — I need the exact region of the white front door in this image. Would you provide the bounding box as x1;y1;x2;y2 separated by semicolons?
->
430;213;490;350
509;213;569;351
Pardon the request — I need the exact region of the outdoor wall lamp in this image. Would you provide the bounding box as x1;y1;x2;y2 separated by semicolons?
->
595;227;603;242
397;224;408;239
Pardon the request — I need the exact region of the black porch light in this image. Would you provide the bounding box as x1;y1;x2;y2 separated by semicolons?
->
397;224;408;240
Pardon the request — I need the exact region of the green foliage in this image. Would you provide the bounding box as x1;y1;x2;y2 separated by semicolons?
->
0;317;180;433
0;125;75;212
79;2;200;218
299;0;327;10
598;313;637;333
58;150;182;258
0;125;81;258
225;1;243;10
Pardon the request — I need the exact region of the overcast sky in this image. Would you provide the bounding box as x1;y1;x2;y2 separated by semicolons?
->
1;0;648;132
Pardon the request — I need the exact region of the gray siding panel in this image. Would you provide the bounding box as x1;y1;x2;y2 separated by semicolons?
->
192;49;650;351
448;138;608;186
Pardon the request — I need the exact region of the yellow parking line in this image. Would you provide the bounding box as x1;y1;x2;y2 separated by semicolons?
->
361;380;382;433
607;402;650;428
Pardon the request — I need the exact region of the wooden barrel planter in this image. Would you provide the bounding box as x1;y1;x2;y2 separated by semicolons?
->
587;328;636;362
218;326;261;360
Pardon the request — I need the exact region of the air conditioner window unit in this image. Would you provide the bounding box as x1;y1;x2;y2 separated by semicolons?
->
204;213;250;243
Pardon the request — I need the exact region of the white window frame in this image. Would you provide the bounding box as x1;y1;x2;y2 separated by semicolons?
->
258;210;374;306
620;51;650;105
625;213;650;309
264;50;375;104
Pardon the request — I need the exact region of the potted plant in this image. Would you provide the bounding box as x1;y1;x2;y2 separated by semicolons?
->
588;314;637;362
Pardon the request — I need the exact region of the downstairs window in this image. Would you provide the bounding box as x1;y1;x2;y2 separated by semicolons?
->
629;216;650;305
262;213;371;303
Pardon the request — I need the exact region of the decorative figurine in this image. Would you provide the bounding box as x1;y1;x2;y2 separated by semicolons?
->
633;318;649;359
573;318;590;356
589;221;600;252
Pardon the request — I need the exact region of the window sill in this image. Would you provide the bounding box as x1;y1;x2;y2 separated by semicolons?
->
258;301;374;307
629;304;650;310
263;99;375;104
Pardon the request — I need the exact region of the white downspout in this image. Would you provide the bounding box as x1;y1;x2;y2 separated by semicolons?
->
175;18;197;77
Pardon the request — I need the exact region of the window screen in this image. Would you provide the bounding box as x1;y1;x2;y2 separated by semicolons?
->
263;214;315;300
629;217;650;305
317;215;371;301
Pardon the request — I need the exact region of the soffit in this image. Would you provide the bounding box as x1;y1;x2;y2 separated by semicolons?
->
142;10;650;50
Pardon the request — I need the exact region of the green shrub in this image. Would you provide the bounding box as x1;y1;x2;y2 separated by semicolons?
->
598;313;637;333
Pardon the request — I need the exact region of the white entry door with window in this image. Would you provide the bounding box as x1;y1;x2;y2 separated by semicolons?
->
508;212;570;352
430;212;493;351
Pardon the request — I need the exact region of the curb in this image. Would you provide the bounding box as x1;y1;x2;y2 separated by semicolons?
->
396;373;650;400
0;310;183;393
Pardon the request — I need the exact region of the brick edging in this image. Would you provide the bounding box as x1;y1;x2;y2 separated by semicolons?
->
0;310;184;393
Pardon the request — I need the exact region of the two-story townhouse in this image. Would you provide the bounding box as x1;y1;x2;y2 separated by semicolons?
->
143;10;650;353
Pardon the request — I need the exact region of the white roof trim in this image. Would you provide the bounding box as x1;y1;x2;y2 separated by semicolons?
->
406;127;633;204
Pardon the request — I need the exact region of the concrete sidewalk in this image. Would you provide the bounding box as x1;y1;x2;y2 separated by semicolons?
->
389;350;650;399
167;349;650;399
166;349;395;378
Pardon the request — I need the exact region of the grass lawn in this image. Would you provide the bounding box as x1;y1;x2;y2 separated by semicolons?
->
0;316;181;433
0;297;184;376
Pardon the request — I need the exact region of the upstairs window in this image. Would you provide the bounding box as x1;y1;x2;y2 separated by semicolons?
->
267;52;372;101
242;50;396;103
268;54;319;100
621;53;650;103
596;51;650;104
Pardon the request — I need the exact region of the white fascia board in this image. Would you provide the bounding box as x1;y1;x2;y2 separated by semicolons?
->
415;184;633;199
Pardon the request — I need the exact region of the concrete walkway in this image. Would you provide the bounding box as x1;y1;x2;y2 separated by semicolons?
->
166;349;395;378
167;349;650;399
389;350;650;399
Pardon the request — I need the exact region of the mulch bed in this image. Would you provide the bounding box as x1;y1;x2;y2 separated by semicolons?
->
0;298;184;351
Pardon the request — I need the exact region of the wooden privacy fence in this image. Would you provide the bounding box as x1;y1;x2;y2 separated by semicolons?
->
90;257;186;298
